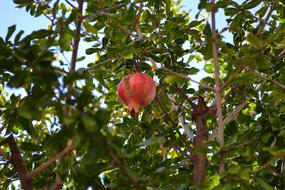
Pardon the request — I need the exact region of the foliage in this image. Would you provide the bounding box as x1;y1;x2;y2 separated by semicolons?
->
0;0;285;189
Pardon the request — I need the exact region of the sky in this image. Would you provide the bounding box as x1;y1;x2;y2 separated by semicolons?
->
0;1;233;38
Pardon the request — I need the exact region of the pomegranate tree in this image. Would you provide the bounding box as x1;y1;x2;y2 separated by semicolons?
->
117;72;156;114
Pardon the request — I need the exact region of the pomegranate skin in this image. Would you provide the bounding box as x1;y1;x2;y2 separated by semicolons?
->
117;72;156;114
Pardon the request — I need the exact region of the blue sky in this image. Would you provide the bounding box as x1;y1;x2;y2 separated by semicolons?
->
0;1;47;37
0;1;235;40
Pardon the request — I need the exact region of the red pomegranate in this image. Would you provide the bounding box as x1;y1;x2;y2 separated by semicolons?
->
117;72;156;114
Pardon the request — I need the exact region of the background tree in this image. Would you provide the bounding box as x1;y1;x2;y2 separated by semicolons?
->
0;0;285;189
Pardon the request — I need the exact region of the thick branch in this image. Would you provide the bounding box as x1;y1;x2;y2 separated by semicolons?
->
6;134;32;190
28;140;73;178
191;97;208;184
211;1;224;173
70;0;84;71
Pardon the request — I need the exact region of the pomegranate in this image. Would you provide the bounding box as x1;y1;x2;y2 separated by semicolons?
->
117;72;156;114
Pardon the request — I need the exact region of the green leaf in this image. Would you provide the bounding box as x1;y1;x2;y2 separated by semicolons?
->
255;6;267;18
228;165;240;174
137;135;165;147
5;25;16;42
14;30;24;43
247;33;263;50
81;113;98;132
86;48;101;55
256;177;275;190
122;52;133;59
59;33;72;51
21;142;42;151
83;22;97;34
229;14;241;31
95;109;111;127
164;74;187;84
17;108;33;120
187;67;200;75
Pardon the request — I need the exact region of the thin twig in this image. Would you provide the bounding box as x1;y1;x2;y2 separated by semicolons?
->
250;70;285;90
155;97;193;160
96;3;126;13
209;101;247;141
70;0;84;71
65;0;75;8
28;140;73;178
134;1;143;38
220;70;240;92
0;126;5;134
6;134;32;190
109;149;138;183
163;68;214;90
223;100;247;126
211;0;224;173
147;57;158;70
85;57;116;71
114;22;131;36
257;1;275;35
179;114;194;141
251;14;276;29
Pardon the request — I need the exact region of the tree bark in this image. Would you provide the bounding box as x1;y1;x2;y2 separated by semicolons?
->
6;134;32;190
191;97;209;184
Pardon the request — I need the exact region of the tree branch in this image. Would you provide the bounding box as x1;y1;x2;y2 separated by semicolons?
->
6;134;32;190
134;1;143;38
96;3;126;13
109;149;138;184
222;100;247;126
65;0;75;8
163;68;214;90
250;70;285;90
210;1;225;173
190;97;209;184
179;114;194;141
251;14;276;30
70;0;84;71
257;1;275;35
50;174;63;190
155;97;193;160
28;140;73;178
85;57;116;71
209;101;247;141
